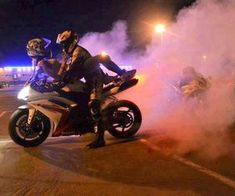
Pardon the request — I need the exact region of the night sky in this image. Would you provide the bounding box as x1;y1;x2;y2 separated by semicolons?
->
0;0;196;66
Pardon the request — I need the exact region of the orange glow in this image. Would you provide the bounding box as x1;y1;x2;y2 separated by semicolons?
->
101;51;108;57
135;73;147;85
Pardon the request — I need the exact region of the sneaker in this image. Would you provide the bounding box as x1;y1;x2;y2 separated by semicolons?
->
87;138;106;148
87;132;106;148
120;69;136;81
103;73;117;84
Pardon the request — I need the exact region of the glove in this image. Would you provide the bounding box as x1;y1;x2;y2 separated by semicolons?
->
39;81;65;93
50;80;65;91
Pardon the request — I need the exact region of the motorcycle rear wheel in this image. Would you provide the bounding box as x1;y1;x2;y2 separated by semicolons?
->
106;100;142;138
9;109;50;147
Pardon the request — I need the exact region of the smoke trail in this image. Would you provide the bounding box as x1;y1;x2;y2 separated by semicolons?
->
80;0;235;158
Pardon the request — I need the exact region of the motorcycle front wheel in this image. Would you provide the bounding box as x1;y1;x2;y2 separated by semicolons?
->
9;109;50;147
106;100;142;138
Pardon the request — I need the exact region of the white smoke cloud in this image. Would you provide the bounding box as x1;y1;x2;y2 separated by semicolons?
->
80;21;129;63
80;0;235;158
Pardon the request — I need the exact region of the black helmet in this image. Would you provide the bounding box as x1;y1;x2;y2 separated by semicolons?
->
56;30;78;53
26;38;51;58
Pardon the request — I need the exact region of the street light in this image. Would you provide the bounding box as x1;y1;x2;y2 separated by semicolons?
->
155;24;166;34
154;24;166;46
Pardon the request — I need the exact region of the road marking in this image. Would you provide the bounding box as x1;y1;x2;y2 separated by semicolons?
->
0;111;7;118
0;140;13;144
140;139;235;190
0;136;73;145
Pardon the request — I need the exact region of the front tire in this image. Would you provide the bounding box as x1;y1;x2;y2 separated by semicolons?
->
9;109;50;147
105;100;142;138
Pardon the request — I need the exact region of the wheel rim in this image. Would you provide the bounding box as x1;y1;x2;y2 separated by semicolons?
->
15;114;45;141
111;106;135;133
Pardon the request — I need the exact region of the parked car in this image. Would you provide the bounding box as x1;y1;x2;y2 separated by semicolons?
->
0;82;9;89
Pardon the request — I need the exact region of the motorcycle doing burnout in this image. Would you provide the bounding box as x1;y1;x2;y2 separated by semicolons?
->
8;62;142;147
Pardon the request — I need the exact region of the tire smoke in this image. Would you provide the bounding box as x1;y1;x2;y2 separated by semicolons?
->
80;0;235;158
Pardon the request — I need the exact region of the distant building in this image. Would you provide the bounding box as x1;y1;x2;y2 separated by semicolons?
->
0;65;133;85
0;66;33;84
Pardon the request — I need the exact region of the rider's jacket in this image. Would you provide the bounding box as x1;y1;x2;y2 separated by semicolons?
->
62;45;93;81
68;45;91;69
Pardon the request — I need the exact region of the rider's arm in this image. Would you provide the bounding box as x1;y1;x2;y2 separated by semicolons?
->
70;47;84;69
59;47;84;83
38;60;52;77
67;47;90;76
57;47;84;79
57;52;69;77
38;59;61;80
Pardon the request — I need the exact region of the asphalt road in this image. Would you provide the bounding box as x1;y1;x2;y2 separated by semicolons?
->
0;87;235;195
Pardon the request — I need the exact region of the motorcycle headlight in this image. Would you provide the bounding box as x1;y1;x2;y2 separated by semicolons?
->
17;86;30;100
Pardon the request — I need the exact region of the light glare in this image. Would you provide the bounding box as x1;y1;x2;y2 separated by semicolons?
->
17;86;30;100
155;24;166;34
101;51;108;57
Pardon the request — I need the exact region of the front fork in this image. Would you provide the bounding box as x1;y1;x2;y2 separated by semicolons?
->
27;108;36;125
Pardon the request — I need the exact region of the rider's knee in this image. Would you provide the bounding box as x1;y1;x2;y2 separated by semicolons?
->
95;54;111;63
38;60;47;68
47;58;60;65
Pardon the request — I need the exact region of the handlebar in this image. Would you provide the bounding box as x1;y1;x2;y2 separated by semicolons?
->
30;79;65;93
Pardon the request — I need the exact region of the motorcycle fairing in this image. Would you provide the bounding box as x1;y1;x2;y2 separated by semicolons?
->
26;85;58;102
61;80;87;93
19;72;139;135
28;99;69;131
102;78;139;98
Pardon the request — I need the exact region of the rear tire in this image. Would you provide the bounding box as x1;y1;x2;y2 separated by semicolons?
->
9;109;50;147
105;100;142;138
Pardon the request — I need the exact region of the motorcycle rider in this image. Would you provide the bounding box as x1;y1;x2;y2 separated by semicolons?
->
27;37;105;147
55;30;135;80
27;36;104;148
26;38;82;137
26;38;61;79
55;30;137;148
179;66;210;97
27;30;136;148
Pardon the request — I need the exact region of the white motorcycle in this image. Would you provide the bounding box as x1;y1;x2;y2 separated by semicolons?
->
8;68;142;147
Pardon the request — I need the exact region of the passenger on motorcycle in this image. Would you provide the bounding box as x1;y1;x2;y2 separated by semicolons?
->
26;38;60;79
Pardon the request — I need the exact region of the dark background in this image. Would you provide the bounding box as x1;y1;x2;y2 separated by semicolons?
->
0;0;196;66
